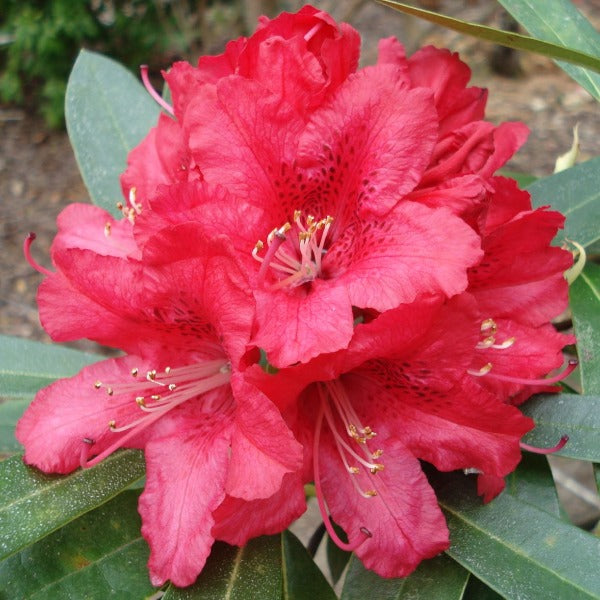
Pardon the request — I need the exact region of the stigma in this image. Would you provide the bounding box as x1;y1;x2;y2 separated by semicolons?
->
252;210;333;289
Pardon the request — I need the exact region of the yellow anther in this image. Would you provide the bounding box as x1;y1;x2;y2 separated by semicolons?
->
299;231;311;241
168;384;177;391
164;366;171;374
135;397;146;407
151;395;161;401
254;240;264;252
306;215;315;227
131;368;139;377
349;466;360;474
104;222;112;237
372;449;383;459
365;490;378;497
94;381;102;389
147;370;157;381
293;209;302;221
116;201;124;211
106;387;114;396
108;420;116;429
481;318;497;333
369;463;385;474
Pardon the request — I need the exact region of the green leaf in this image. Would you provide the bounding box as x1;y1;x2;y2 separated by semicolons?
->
526;156;600;248
326;532;351;585
505;453;561;516
0;336;101;456
498;0;600;100
341;553;469;600
282;530;337;600
463;575;504;600
65;49;159;216
521;394;600;461
0;397;29;455
375;1;600;74
437;473;600;599
163;535;283;599
0;335;100;398
0;450;145;560
0;490;154;599
570;262;600;395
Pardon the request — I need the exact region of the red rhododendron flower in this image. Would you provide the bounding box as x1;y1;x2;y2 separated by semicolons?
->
18;3;576;588
18;218;304;587
249;295;537;576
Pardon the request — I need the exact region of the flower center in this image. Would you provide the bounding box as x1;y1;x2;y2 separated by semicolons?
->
252;210;334;289
81;359;231;468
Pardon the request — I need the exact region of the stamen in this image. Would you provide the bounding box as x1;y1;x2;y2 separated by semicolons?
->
468;363;493;377
313;398;373;552
520;434;569;455
304;21;323;42
23;233;54;276
82;361;231;469
140;65;175;116
486;359;578;386
104;222;112;237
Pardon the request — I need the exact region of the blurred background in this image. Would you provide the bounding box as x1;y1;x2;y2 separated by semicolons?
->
1;0;599;534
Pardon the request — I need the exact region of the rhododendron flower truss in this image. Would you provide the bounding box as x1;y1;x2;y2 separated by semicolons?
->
129;62;485;366
250;296;536;578
17;221;304;587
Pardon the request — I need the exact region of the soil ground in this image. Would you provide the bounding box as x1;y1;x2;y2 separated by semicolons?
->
1;0;599;528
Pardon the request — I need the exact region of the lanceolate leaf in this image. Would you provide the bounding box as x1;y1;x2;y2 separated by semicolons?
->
0;335;100;398
65;49;160;216
0;335;101;456
463;576;505;600
341;553;469;600
0;450;145;560
375;1;600;74
0;491;154;599
163;536;283;599
521;394;600;462
527;156;600;249
505;453;561;516
569;262;600;395
0;398;30;455
499;0;600;100
437;473;600;599
326;533;352;585
282;530;337;600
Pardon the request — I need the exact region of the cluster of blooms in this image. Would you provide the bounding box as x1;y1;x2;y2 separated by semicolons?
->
18;6;575;588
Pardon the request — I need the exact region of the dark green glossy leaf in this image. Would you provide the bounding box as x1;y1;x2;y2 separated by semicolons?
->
463;575;504;600
163;535;282;599
326;532;351;585
0;490;154;599
341;553;469;600
570;262;600;395
506;453;561;516
437;473;600;599
521;394;600;461
376;1;600;74
282;530;336;600
65;49;159;216
0;450;145;560
0;335;99;398
527;156;600;248
499;0;600;100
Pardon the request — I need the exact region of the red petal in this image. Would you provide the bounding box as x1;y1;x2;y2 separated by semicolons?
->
139;413;233;587
212;473;306;545
298;64;438;216
226;373;303;499
319;429;449;577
